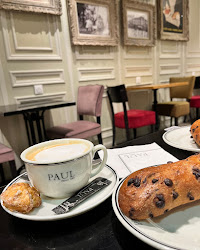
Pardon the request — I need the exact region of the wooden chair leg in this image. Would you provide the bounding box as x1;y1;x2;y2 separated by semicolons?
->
0;163;5;183
9;160;17;178
97;133;103;144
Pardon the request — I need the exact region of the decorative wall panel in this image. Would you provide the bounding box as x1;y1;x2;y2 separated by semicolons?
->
125;66;152;78
10;70;65;87
159;64;181;75
75;46;114;60
15;92;66;106
1;11;61;60
78;67;115;82
159;41;181;59
123;46;152;59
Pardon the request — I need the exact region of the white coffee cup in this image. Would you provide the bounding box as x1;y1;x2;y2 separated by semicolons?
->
20;138;107;199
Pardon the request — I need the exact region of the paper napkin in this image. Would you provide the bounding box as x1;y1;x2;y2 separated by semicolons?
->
99;142;178;178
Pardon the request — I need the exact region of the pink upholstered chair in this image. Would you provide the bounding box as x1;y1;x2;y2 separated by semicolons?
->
0;143;17;183
46;84;104;144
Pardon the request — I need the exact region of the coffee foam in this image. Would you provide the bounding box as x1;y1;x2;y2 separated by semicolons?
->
26;141;90;162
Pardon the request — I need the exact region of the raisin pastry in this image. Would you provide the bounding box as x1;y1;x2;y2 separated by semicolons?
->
191;119;200;147
118;154;200;220
1;182;41;213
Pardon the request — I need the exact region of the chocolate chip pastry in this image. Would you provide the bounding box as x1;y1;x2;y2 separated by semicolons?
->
191;119;200;146
118;154;200;220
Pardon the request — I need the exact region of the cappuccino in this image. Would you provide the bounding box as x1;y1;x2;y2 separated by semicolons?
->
25;140;90;163
21;138;108;198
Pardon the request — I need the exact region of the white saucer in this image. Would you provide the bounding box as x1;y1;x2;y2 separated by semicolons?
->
113;177;200;250
163;126;200;152
1;165;118;221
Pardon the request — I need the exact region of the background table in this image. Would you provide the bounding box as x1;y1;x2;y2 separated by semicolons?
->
0;101;76;146
0;130;193;249
126;82;188;129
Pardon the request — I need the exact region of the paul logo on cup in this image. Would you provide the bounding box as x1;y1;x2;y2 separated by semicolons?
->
20;139;108;199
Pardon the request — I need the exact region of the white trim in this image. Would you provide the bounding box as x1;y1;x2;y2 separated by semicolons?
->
75;46;114;60
14;92;66;106
78;67;115;82
10;69;65;87
1;11;62;60
125;66;152;78
123;46;152;59
159;64;181;75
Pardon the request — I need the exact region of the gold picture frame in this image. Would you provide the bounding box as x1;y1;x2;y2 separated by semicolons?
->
122;0;156;47
157;0;189;41
68;0;118;46
0;0;62;15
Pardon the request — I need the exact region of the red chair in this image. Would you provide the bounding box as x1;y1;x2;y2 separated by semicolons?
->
107;84;156;146
46;85;104;144
0;143;17;183
190;77;200;120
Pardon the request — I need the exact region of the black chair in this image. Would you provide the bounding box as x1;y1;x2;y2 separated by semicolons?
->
107;84;156;146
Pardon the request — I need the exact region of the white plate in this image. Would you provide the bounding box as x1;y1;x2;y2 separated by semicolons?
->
112;177;200;250
163;126;200;152
1;165;118;221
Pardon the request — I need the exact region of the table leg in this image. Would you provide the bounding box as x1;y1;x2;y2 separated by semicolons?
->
35;111;43;142
41;110;47;141
23;113;31;146
22;110;47;146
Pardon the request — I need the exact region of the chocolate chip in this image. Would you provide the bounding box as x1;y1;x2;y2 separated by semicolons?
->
127;177;141;187
149;213;154;218
167;161;173;164
164;178;173;187
129;207;134;217
187;192;194;200
164;209;168;213
192;168;200;180
143;177;147;184
172;191;179;200
152;178;158;184
127;178;133;186
154;194;165;208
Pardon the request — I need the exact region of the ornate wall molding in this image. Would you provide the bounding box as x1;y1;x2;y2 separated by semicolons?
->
77;67;115;82
10;69;65;87
1;12;62;60
0;0;62;15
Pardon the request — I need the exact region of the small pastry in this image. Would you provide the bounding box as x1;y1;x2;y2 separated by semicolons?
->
1;182;41;214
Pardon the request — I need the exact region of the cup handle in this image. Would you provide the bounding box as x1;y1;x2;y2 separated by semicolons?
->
90;144;108;178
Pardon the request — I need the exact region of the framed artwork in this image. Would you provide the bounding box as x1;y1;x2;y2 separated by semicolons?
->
68;0;118;46
122;0;156;47
157;0;189;41
0;0;62;15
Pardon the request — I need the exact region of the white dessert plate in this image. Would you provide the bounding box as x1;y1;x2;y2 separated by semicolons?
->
1;165;118;221
163;126;200;152
112;177;200;250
